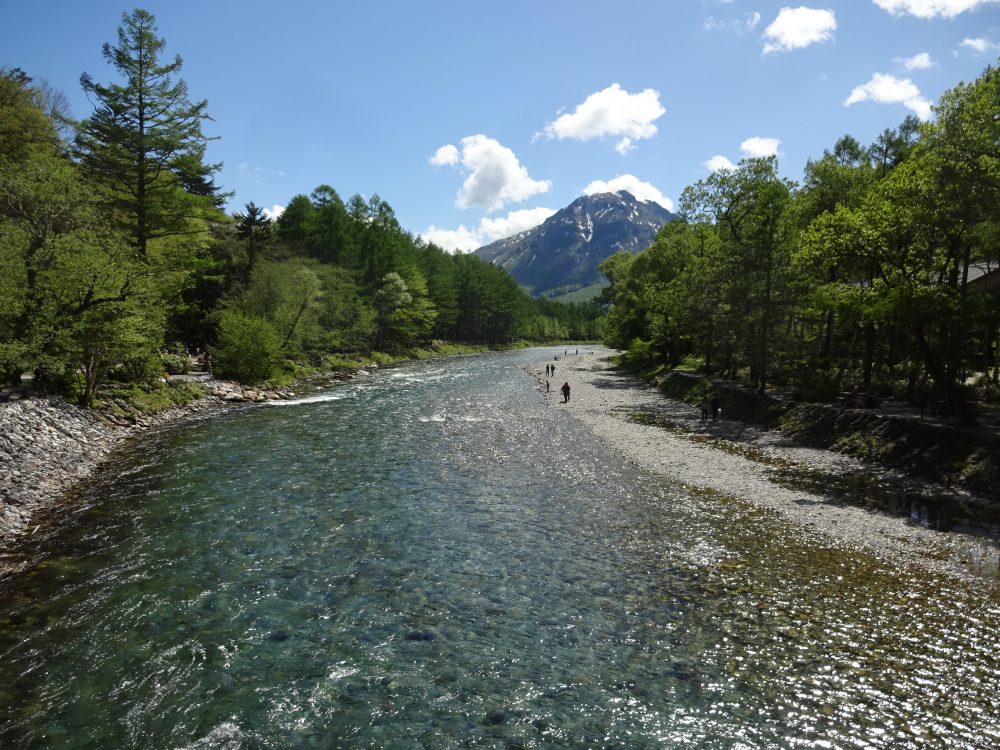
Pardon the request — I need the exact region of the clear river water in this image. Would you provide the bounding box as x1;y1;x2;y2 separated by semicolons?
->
1;349;999;749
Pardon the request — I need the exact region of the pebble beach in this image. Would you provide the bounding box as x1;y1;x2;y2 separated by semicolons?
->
535;348;1000;587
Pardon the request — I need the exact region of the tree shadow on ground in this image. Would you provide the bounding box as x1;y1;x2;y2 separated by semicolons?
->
589;373;651;390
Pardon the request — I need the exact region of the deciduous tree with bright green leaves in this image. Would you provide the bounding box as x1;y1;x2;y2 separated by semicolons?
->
680;157;795;393
603;62;1000;419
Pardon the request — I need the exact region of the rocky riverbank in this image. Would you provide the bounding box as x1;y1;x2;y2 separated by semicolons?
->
536;349;1000;586
0;395;218;557
0;369;378;575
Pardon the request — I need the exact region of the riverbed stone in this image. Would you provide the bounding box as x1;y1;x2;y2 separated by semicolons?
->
405;628;435;641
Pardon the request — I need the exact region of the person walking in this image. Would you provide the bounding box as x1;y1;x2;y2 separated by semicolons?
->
710;395;721;421
561;381;571;403
698;397;709;421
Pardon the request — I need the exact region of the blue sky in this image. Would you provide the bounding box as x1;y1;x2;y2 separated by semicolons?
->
2;1;998;251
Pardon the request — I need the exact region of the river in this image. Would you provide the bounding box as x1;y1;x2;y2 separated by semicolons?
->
1;349;998;748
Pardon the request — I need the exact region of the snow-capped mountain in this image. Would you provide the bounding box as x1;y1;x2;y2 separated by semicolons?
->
473;191;675;299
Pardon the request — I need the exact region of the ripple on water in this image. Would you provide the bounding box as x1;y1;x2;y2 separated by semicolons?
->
1;349;999;749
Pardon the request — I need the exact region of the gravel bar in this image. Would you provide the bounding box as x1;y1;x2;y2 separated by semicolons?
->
532;348;1000;587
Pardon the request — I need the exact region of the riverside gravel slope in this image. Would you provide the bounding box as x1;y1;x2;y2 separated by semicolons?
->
533;348;1000;587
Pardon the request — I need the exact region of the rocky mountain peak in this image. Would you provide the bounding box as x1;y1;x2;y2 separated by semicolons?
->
473;190;675;299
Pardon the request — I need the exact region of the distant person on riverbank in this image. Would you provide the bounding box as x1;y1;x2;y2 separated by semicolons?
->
546;380;550;392
698;398;709;421
545;364;550;377
710;395;721;421
561;382;571;403
551;364;556;376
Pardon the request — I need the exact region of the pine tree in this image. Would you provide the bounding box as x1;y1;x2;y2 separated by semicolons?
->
75;9;222;256
233;201;272;274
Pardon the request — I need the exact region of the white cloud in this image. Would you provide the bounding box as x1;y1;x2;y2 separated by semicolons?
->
581;174;674;211
705;155;737;172
873;0;999;19
479;207;559;242
421;224;482;253
262;204;285;220
434;134;551;212
615;137;635;155
740;136;781;157
705;11;763;34
762;7;837;54
898;52;934;69
422;206;557;253
430;144;459;166
844;72;933;119
237;163;287;183
541;83;666;153
961;36;999;53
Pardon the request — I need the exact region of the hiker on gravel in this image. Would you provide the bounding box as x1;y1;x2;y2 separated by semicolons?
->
698;398;709;421
561;382;571;403
710;395;721;421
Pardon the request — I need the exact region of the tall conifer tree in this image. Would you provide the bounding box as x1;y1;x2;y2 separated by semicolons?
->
75;8;221;256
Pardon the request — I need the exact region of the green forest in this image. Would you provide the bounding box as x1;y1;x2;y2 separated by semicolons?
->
0;10;601;406
5;8;999;422
600;62;1000;424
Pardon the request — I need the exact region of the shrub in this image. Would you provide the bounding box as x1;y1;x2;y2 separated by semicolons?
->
116;352;163;383
677;354;703;371
834;430;883;459
622;338;657;370
210;311;281;384
973;373;1000;403
160;352;189;375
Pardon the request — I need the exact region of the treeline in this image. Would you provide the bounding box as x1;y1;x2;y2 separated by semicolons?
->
0;10;601;405
601;63;1000;422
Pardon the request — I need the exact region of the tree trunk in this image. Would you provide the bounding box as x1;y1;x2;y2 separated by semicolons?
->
81;355;101;408
822;264;837;364
862;321;875;391
704;318;714;373
758;245;774;396
835;328;859;387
